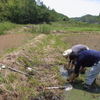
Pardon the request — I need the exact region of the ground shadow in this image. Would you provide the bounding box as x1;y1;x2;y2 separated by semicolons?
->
71;81;100;94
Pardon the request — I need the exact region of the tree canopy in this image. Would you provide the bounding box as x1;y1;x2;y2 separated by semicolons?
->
0;0;69;24
71;14;99;24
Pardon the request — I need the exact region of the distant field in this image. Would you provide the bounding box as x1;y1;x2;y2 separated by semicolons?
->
62;33;100;51
0;33;32;55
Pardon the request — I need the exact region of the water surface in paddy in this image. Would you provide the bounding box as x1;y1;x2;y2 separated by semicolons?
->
59;65;69;80
58;65;100;93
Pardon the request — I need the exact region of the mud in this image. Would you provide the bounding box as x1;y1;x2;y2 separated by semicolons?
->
59;65;69;80
59;65;100;94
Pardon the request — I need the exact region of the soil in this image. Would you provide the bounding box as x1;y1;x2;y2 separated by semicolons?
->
0;34;32;54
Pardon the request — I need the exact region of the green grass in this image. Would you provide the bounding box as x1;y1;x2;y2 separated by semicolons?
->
29;22;100;37
1;21;100;36
0;21;100;100
0;22;20;35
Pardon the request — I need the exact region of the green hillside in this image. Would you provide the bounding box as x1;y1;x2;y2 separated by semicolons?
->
71;14;100;24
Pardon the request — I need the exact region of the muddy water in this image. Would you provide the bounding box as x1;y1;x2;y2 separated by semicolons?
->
58;65;72;100
59;65;69;80
92;73;100;93
59;65;100;94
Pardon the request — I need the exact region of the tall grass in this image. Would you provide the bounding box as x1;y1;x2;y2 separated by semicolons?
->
1;21;100;35
30;22;100;34
0;22;19;35
52;21;100;32
38;23;52;34
31;23;52;34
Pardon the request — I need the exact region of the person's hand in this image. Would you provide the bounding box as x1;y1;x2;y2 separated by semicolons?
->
67;79;73;83
64;64;68;70
68;69;72;73
76;74;79;77
65;68;70;71
67;69;73;74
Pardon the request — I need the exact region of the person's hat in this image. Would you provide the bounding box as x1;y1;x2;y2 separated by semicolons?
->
62;49;72;57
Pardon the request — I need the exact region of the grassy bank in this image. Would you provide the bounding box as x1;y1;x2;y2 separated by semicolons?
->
0;21;100;35
0;21;100;100
0;22;20;35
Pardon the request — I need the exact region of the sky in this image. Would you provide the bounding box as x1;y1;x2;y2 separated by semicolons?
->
40;0;100;18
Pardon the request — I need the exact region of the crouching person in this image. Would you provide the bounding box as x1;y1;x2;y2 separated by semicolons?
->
62;44;89;73
68;50;100;91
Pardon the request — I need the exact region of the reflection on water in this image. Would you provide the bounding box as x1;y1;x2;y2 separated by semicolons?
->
59;65;100;94
58;65;69;80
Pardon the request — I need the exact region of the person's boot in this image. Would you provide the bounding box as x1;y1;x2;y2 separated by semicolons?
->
83;84;91;91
